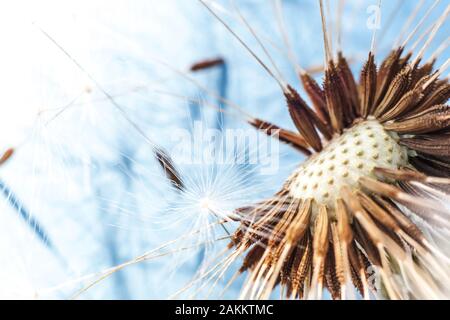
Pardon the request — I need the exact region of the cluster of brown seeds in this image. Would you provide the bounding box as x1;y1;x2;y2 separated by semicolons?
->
232;45;450;299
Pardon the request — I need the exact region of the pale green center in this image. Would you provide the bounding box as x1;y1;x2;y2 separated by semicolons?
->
288;118;408;211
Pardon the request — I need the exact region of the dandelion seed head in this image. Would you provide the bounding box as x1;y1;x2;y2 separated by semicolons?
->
288;118;408;213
